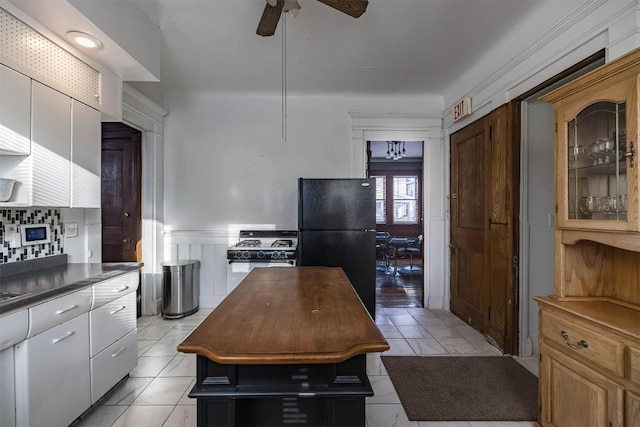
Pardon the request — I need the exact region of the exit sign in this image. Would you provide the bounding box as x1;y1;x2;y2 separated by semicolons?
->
452;97;472;122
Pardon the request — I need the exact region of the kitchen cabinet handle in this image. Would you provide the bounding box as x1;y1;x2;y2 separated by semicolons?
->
561;331;588;349
111;346;126;358
110;306;127;315
52;331;75;344
113;285;130;293
55;304;79;315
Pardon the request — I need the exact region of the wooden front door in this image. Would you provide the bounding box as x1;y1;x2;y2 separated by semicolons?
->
450;103;519;354
101;122;142;263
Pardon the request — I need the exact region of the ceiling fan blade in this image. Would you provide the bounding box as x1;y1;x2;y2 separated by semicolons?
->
316;0;368;18
257;0;284;37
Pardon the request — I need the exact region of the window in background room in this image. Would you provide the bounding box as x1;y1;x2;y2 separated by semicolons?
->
393;176;419;224
373;176;386;224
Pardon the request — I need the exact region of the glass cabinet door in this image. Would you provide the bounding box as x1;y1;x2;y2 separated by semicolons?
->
566;101;628;222
546;55;639;232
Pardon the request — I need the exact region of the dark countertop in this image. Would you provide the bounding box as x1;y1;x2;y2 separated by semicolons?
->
0;261;143;315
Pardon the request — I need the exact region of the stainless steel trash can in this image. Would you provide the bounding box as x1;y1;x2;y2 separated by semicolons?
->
161;260;200;319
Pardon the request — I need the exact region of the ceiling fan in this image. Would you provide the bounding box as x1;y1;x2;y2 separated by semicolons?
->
256;0;368;37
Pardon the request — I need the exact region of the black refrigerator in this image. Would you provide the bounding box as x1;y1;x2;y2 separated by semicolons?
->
298;178;376;317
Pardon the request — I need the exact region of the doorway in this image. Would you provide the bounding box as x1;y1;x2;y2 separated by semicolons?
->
101;121;142;315
368;140;424;308
448;50;606;355
450;104;520;353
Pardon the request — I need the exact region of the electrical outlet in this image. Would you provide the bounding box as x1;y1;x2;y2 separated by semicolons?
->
4;224;21;248
64;222;78;238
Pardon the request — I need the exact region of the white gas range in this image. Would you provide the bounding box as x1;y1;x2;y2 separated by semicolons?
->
226;230;298;293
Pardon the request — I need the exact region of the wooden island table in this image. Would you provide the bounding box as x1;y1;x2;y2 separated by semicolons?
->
177;266;389;427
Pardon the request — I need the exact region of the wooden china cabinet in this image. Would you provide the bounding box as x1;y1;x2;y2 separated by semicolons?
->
536;47;640;427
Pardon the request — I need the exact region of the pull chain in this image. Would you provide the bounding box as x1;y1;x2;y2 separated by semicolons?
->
281;13;287;143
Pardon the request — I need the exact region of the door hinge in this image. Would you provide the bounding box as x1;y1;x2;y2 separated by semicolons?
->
488;306;491;321
554;122;558;133
489;125;493;140
513;255;519;274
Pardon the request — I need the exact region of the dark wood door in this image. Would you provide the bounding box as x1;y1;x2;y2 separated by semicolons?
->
450;117;490;333
485;104;519;354
450;104;519;354
101;122;141;263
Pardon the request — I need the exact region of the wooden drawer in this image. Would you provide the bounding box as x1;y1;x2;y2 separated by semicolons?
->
541;310;624;375
629;346;640;386
90;329;137;404
28;288;91;338
89;292;136;357
91;272;138;309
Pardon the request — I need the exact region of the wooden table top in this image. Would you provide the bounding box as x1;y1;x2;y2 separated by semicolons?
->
177;266;389;364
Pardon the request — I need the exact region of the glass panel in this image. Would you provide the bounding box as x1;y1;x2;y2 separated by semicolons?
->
393;176;418;223
567;101;627;221
373;176;386;223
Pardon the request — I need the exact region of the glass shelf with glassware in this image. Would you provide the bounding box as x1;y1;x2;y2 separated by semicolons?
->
565;100;629;223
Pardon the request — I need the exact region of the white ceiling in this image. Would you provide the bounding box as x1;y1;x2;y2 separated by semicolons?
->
7;0;583;96
129;0;549;95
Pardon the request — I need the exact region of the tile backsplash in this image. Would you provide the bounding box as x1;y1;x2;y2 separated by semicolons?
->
0;209;63;264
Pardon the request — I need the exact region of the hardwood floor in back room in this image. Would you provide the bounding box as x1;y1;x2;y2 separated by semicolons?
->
376;258;423;308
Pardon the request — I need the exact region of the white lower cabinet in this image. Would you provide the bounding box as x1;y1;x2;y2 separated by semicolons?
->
89;280;138;404
90;292;137;356
14;313;90;427
0;309;28;427
0;346;16;427
9;272;139;426
90;329;137;404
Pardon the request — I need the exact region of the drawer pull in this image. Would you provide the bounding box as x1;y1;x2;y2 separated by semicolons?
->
55;304;79;315
111;346;126;358
110;306;127;315
52;331;75;344
113;286;129;293
561;331;588;349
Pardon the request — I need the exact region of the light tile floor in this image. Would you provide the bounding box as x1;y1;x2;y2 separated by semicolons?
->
76;307;538;427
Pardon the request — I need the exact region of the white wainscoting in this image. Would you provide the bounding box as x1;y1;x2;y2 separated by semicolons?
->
163;230;236;309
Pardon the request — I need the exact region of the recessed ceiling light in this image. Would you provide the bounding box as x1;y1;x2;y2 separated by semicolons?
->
66;31;103;50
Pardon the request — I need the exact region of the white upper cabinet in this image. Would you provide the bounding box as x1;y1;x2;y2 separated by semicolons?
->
31;81;71;207
0;65;31;155
0;80;102;208
71;99;101;208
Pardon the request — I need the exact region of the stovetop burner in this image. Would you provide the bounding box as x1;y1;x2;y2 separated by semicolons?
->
235;239;262;248
271;239;293;248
